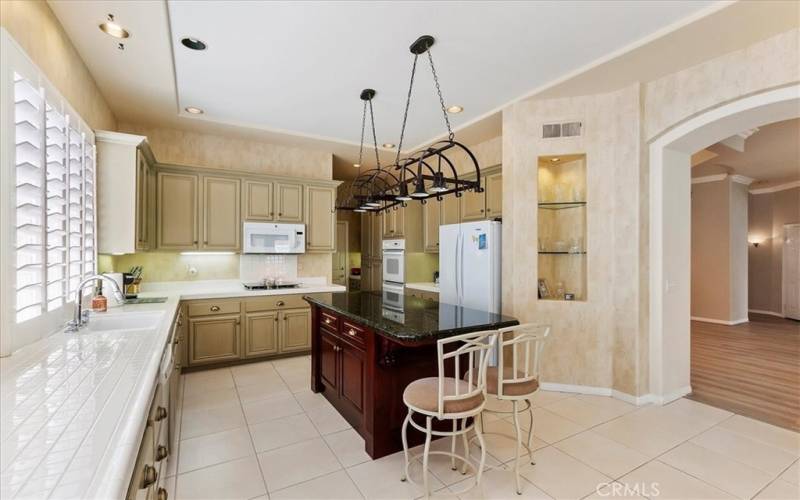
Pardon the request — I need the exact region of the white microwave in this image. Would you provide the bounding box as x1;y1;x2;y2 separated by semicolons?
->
242;222;306;254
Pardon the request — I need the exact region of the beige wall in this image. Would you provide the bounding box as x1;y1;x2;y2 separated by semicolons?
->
503;84;641;394
748;187;800;314
690;178;749;322
104;122;336;282
0;0;116;130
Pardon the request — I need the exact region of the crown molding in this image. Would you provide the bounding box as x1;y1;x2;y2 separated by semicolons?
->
731;174;754;185
750;180;800;194
691;174;727;184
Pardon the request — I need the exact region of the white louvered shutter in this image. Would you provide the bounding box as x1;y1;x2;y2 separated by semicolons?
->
45;100;67;310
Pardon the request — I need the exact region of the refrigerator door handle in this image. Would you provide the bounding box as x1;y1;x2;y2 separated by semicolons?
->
454;231;460;305
458;231;465;305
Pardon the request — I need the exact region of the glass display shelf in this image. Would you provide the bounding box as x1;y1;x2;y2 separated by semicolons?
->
537;201;586;210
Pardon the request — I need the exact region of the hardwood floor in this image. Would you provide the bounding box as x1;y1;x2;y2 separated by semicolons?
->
689;313;800;431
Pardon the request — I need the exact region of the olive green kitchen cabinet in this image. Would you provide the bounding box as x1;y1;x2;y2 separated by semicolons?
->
305;185;336;252
243;180;274;221
276;182;304;222
157;172;199;250
202;176;241;251
187;314;241;366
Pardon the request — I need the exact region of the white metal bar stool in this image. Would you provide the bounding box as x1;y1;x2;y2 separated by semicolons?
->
469;323;551;495
401;330;497;499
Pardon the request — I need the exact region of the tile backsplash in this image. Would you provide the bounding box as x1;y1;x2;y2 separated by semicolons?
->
239;254;298;283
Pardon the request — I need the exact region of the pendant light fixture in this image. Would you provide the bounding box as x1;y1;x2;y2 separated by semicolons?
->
336;35;482;213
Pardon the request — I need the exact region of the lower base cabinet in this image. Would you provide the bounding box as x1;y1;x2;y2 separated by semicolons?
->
318;325;365;425
185;296;313;367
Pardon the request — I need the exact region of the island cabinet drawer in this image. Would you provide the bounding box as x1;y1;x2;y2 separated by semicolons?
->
340;320;366;347
187;300;241;317
245;295;308;312
320;310;339;330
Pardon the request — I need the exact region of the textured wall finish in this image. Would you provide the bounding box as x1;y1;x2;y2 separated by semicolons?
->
0;1;116;130
503;84;641;395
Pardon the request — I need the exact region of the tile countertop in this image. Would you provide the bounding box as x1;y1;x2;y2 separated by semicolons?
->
0;279;345;499
304;291;518;344
405;282;439;293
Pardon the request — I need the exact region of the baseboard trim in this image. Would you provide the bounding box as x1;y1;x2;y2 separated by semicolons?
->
657;385;692;405
612;390;656;406
691;316;749;325
539;383;657;407
748;309;784;318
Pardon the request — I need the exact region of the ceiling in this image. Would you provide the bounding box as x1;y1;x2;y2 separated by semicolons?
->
700;118;800;184
47;1;798;180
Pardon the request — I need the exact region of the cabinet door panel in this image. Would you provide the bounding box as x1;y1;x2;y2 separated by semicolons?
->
244;180;273;221
370;215;382;258
361;213;371;260
485;172;502;218
276;183;303;222
423;200;441;252
442;193;460;225
320;330;338;390
279;309;311;353
340;341;365;413
158;172;198;250
203;176;240;251
136;151;149;250
188;315;240;366
460;183;486;221
245;311;279;358
306;186;335;252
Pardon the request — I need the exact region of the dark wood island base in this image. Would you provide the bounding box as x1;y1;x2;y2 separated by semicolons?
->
305;292;518;459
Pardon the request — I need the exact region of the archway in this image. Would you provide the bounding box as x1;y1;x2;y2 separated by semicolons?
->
648;84;800;403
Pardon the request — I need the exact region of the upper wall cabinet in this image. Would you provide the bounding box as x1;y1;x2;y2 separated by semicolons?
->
157;172;199;250
276;182;304;222
96;131;156;254
305;185;336;252
423;199;441;252
485;171;502;218
243;180;273;221
202;176;241;251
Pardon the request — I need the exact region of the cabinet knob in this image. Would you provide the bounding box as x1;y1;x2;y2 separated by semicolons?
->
210;305;221;312
194;240;198;244
142;465;158;488
324;318;331;324
276;301;285;307
156;445;168;461
347;329;357;337
155;406;168;421
278;212;283;216
480;209;485;213
157;488;168;500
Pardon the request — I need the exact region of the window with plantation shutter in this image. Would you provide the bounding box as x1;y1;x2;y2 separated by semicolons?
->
2;30;97;354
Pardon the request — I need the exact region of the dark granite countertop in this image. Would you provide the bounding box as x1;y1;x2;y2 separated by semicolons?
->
304;291;519;344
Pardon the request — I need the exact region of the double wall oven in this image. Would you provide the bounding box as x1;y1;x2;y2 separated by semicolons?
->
381;239;405;315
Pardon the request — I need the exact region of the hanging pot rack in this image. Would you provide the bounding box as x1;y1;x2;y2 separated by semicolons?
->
336;35;482;214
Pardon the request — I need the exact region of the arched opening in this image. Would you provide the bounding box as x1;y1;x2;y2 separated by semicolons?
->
648;85;800;403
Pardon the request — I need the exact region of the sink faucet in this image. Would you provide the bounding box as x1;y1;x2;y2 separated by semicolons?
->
65;274;126;332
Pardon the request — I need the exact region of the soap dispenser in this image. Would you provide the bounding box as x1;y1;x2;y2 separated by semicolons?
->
91;281;108;312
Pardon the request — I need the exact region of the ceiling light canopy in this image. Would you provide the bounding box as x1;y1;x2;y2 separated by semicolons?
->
99;14;130;39
181;37;207;50
382;143;395;149
336;35;482;214
185;106;204;114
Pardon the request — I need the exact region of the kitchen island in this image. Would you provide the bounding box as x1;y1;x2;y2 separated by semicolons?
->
304;291;518;459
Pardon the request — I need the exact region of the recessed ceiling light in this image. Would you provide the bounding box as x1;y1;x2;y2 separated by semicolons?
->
353;163;361;168
382;143;395;149
550;157;560;163
99;14;130;39
185;106;204;114
447;105;463;114
181;37;207;51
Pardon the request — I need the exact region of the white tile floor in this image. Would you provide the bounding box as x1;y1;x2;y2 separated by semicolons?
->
164;355;800;500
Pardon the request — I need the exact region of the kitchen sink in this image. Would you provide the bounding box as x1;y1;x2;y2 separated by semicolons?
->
84;311;164;332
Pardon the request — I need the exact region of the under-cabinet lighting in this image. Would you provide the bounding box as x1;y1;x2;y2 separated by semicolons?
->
180;251;235;255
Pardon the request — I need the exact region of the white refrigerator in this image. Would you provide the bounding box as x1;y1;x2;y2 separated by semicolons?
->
439;220;502;313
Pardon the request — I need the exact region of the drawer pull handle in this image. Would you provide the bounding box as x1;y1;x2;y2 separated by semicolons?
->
157;487;168;500
276;301;285;307
324;318;332;324
156;445;168;461
210;305;221;312
142;465;158;488
347;329;357;337
155;406;168;421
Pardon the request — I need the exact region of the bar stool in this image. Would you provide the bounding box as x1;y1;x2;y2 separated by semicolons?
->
469;323;551;495
401;330;497;499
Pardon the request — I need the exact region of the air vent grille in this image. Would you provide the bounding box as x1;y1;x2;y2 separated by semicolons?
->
542;121;582;139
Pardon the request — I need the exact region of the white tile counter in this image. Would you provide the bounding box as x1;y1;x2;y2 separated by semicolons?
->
405;282;440;294
0;279;344;499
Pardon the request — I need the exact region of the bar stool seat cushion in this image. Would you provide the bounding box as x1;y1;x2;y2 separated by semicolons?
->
403;377;485;414
466;367;539;396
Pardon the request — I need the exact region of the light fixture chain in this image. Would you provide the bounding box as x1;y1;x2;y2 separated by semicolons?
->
368;99;381;170
357;100;367;167
426;49;454;141
395;54;419;165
